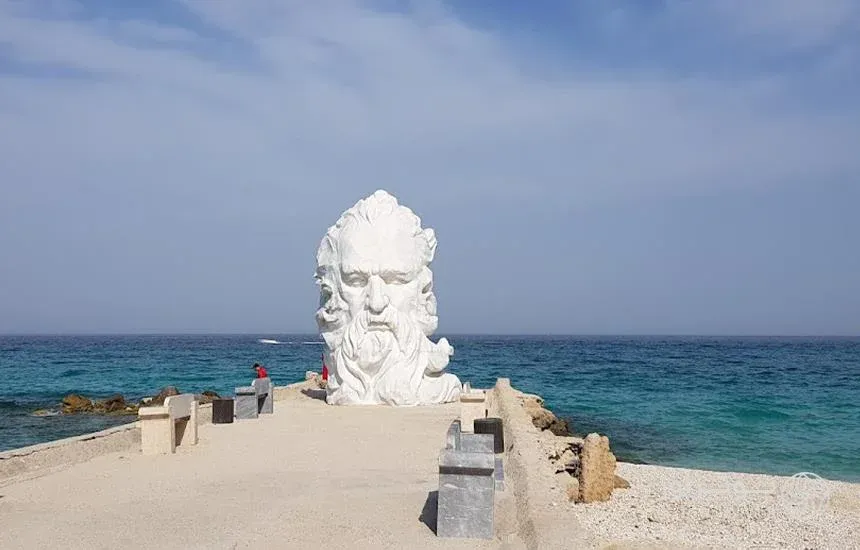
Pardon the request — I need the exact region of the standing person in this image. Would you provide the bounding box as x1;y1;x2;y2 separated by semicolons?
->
253;363;268;378
320;353;328;380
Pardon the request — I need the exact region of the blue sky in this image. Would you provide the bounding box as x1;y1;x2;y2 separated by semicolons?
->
1;0;858;335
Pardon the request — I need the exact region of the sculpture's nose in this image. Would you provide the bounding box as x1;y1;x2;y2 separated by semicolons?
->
366;275;389;314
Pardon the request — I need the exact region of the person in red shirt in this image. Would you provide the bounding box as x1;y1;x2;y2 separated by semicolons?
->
253;363;268;378
321;353;328;381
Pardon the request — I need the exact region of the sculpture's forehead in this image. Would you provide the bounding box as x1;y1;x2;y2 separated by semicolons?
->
338;222;422;273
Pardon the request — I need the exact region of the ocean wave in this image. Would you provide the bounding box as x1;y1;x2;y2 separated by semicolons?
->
257;339;283;345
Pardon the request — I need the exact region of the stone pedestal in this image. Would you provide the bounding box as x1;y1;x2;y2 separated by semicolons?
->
234;387;258;420
437;449;495;539
459;391;487;432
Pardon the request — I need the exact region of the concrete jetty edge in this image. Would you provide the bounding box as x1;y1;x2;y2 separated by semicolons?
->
492;377;588;549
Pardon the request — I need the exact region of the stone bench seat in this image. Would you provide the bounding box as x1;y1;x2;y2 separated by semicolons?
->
138;393;198;455
459;384;488;433
235;377;273;420
445;419;505;491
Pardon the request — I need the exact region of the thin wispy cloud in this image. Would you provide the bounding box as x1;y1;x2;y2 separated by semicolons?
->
1;0;858;334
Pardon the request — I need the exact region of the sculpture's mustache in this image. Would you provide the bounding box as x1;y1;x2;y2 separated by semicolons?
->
365;308;398;332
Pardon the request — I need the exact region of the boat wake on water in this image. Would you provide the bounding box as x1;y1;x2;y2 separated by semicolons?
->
257;339;324;345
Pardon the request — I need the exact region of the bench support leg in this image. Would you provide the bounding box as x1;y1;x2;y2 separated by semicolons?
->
189;401;199;445
141;415;175;455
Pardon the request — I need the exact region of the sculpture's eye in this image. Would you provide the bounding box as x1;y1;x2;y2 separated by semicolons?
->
382;272;411;285
343;273;367;287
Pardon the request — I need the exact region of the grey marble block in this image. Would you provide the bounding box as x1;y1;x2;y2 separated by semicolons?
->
234;387;258;419
446;420;462;449
461;433;494;454
253;377;273;414
445;420;494;454
494;457;505;491
437;450;495;539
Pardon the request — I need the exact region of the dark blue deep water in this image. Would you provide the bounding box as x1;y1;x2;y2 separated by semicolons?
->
1;335;858;481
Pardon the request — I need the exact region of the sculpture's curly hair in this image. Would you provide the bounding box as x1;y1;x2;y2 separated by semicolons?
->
314;189;437;282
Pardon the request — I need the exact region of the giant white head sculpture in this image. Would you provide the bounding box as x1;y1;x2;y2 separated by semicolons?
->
315;190;462;405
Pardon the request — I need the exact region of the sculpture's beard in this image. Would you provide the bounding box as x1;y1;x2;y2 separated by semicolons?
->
320;305;431;405
355;330;391;375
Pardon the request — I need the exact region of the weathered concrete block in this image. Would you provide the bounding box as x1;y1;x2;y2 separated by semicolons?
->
437;450;494;539
234;387;258;420
578;433;617;503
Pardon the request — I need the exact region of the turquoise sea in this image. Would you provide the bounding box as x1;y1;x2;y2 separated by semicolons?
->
0;335;858;482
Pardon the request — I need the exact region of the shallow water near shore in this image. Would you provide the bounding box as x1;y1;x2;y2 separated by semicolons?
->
1;335;858;482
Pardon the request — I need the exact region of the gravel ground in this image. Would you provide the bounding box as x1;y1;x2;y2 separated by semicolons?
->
573;462;860;550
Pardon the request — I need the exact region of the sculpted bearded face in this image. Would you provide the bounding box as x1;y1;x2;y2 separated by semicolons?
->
315;190;460;406
315;194;438;342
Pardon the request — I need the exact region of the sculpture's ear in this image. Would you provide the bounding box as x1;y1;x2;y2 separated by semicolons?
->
418;266;433;295
423;228;437;263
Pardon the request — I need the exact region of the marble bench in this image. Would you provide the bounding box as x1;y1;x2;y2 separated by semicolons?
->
235;377;273;420
138;393;198;455
446;419;494;454
437;448;496;539
446;420;505;491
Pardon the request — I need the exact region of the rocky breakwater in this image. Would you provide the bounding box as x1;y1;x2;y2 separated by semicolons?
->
60;394;137;415
34;386;223;417
515;389;629;504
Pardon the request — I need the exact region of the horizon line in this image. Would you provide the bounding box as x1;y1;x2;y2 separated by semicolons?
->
0;332;857;338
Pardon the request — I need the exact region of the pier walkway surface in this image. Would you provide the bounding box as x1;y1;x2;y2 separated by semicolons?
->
0;389;520;550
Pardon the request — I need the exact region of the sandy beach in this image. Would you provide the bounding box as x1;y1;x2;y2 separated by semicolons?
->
1;379;858;549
